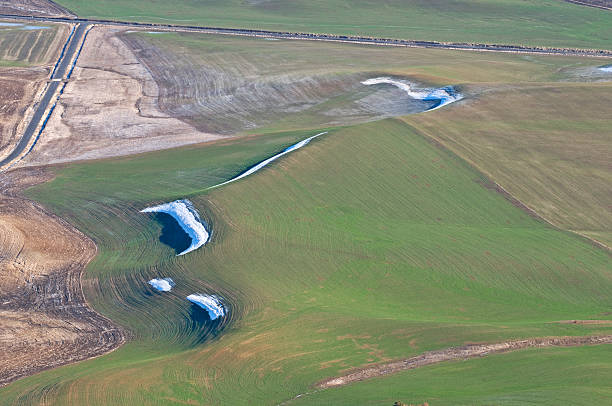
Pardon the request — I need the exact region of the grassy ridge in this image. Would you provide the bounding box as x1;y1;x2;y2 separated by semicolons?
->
53;0;612;49
1;118;610;404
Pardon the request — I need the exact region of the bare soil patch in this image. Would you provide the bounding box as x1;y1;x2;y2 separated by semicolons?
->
18;26;224;167
0;167;125;387
318;335;612;389
0;67;47;162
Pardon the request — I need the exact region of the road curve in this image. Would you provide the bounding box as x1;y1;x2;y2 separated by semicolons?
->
0;22;89;169
1;13;611;58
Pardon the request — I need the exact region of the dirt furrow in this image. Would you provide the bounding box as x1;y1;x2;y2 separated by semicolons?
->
317;335;612;389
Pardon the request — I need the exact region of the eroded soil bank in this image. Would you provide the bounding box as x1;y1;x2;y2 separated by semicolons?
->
17;26;224;168
317;335;612;389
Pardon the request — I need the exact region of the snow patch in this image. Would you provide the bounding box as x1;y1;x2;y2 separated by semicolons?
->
361;77;463;111
148;277;175;292
187;294;225;320
208;131;327;189
599;65;612;73
141;199;209;256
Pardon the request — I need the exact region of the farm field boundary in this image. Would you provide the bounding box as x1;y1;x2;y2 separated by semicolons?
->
0;13;611;58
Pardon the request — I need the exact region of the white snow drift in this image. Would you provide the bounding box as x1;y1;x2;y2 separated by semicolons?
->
187;294;226;320
141;199;209;256
361;77;463;111
599;66;612;73
208;131;328;189
148;277;175;292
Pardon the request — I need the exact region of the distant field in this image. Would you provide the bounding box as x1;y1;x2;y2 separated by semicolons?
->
122;31;602;135
0;20;68;161
0;20;67;66
53;0;612;49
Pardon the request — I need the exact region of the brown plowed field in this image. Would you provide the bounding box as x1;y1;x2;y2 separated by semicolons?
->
0;167;125;387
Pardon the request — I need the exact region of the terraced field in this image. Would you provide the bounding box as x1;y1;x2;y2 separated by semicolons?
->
52;0;612;49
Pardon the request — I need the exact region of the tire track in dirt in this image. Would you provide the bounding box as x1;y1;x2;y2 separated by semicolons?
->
563;0;612;11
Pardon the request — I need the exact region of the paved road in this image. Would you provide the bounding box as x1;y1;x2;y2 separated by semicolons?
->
0;23;88;168
1;13;611;58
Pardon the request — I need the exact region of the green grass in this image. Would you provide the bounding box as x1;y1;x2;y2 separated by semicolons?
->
0;59;27;67
1;117;611;405
53;0;612;49
403;82;612;247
